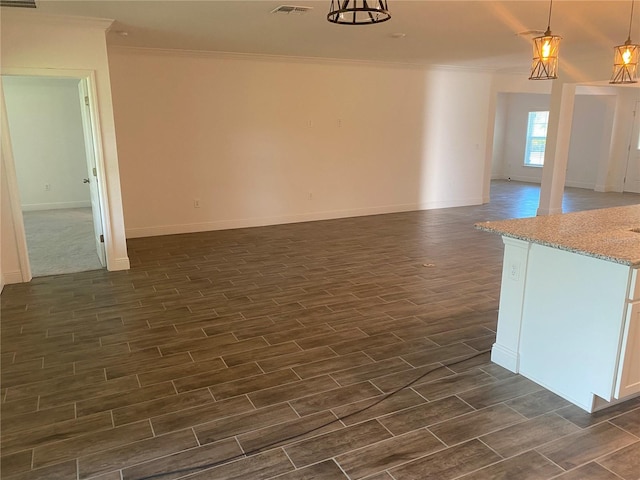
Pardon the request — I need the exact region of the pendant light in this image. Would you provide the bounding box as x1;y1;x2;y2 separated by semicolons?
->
529;0;562;80
611;0;639;84
327;0;391;25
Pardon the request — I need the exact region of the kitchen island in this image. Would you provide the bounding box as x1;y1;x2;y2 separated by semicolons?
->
476;205;640;412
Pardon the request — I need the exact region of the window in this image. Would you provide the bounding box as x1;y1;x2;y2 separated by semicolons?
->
524;111;549;167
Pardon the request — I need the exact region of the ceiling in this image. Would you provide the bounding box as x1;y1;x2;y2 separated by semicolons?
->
8;1;640;74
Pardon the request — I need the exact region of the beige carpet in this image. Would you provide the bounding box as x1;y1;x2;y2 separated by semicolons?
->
22;208;104;277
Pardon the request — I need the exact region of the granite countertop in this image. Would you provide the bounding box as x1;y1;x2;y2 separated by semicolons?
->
475;204;640;266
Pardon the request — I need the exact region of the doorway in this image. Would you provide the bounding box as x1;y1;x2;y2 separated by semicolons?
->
2;75;106;277
623;100;640;194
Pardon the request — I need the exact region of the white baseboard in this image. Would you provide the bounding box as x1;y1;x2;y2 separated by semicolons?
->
505;175;541;184
126;198;484;239
564;180;596;190
1;270;24;286
491;343;519;373
126;205;418;238
591;392;640;412
22;201;92;211
518;367;596;413
595;184;623;193
108;256;131;271
537;206;563;215
499;177;604;191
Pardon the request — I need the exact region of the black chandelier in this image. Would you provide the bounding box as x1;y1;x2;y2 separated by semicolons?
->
327;0;391;25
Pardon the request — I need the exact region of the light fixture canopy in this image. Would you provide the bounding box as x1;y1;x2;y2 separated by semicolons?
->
611;0;639;84
327;0;390;25
529;0;561;80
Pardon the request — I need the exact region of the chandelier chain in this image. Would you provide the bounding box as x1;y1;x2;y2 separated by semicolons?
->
628;0;635;41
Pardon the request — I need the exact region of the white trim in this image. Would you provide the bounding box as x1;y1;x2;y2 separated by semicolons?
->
576;85;628;95
518;369;595;413
108;46;497;73
1;81;32;283
592;392;640;412
564;180;598;190
1;270;24;286
83;70;120;270
126;197;483;239
1;10;114;30
490;343;519;372
2;66;96;79
111;257;130;271
505;174;542;184
22;201;92;211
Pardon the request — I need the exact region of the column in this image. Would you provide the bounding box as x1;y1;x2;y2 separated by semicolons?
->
537;80;576;216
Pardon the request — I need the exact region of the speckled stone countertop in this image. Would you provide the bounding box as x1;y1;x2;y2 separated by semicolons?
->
475;205;640;266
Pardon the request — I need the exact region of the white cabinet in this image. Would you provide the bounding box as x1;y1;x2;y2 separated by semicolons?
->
615;271;640;399
492;237;640;413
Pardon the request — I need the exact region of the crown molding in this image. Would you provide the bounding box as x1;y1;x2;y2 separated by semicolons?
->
0;9;113;30
107;45;497;74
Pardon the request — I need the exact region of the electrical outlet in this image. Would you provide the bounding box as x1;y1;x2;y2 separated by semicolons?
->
308;191;313;200
509;262;520;281
45;184;51;191
193;199;200;208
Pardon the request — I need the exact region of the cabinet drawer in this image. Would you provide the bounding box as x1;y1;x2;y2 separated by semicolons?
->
615;301;640;399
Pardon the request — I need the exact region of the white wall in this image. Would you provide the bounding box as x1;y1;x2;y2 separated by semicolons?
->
495;93;550;183
3;76;91;211
491;92;617;189
108;48;493;238
490;93;508;180
0;11;129;277
566;94;616;189
598;87;640;192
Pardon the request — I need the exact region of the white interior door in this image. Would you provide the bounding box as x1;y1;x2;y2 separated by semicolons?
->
623;101;640;194
78;78;106;267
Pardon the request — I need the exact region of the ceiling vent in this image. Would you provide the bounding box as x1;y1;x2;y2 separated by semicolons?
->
271;5;313;15
0;0;36;7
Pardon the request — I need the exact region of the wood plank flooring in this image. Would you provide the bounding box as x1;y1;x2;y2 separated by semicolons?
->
2;181;639;480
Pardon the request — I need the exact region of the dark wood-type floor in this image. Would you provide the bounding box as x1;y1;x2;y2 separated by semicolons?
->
2;181;640;480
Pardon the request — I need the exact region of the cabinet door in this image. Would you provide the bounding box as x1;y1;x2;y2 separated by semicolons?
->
615;301;640;399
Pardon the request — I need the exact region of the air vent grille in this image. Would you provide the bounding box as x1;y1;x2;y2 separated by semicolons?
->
0;0;36;7
271;5;313;15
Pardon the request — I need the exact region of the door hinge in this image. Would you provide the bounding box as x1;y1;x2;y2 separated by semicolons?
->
93;167;97;177
100;234;104;243
84;96;90;106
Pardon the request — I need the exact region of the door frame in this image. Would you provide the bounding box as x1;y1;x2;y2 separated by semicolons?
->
78;77;106;267
1;79;30;282
1;67;111;281
623;100;640;193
